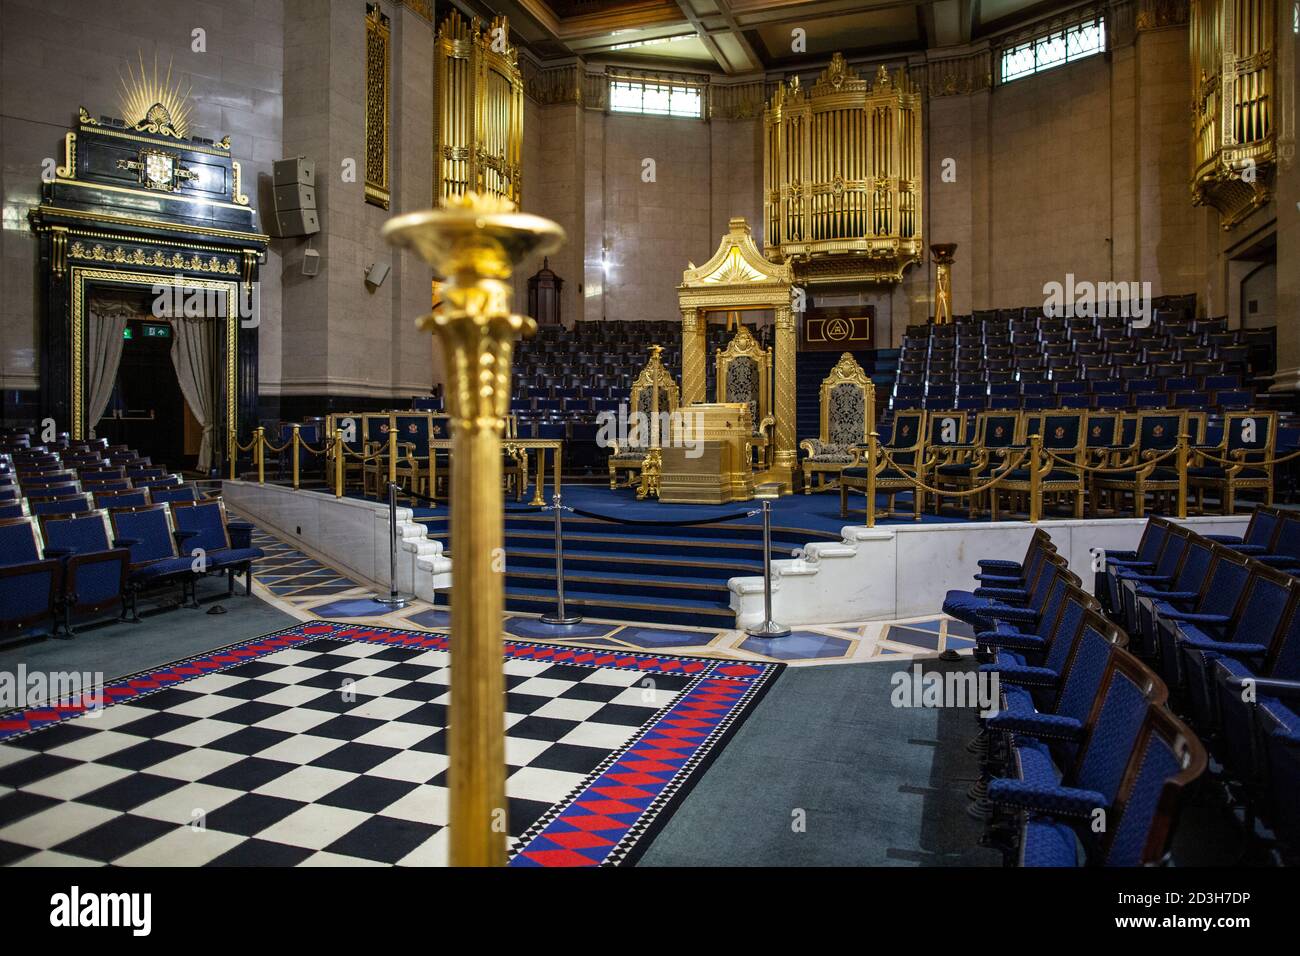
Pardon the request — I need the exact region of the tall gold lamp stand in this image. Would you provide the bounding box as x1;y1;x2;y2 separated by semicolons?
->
384;194;565;866
931;243;957;325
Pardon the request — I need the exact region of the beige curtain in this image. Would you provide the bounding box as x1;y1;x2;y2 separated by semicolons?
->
85;296;136;438
170;317;216;472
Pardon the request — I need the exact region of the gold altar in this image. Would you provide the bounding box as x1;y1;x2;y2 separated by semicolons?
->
658;402;754;504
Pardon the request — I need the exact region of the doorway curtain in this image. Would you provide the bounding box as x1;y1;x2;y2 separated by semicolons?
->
85;294;137;438
169;316;216;472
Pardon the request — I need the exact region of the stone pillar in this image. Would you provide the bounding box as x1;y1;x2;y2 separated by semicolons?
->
681;307;706;404
771;305;797;493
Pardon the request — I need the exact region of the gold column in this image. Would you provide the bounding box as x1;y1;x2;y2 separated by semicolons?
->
681;308;706;405
383;194;564;867
931;243;956;324
772;306;797;492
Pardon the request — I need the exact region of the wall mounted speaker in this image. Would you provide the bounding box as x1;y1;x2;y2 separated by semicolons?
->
276;208;320;238
364;262;390;289
273;182;316;211
302;248;320;277
273;157;315;188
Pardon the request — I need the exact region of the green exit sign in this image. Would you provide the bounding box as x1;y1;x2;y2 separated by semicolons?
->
123;328;133;340
142;324;171;338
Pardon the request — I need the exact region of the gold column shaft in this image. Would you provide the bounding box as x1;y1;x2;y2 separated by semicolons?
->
448;420;507;865
772;307;797;490
681;309;706;405
384;194;564;868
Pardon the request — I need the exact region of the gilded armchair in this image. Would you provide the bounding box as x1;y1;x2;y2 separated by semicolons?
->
800;353;875;493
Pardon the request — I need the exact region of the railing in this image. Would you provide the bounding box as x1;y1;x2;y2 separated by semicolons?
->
841;430;1298;527
228;426;564;505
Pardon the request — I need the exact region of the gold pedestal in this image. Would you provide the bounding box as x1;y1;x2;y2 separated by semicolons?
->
383;194;564;867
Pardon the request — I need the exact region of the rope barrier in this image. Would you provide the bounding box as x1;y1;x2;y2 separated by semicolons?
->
568;506;761;527
1189;446;1300;468
298;440;328;456
1043;445;1180;474
873;447;1030;498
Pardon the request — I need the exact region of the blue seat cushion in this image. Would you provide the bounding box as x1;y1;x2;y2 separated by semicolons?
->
203;547;264;570
130;557;195;583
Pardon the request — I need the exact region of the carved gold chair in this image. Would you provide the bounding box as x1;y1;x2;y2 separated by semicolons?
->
800;353;875;493
1092;410;1188;518
716;326;775;471
839;409;927;521
932;410;1020;517
989;411;1088;520
608;347;680;490
1188;410;1278;514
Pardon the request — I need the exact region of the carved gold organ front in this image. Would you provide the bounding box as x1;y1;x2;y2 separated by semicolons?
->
763;54;923;284
1190;0;1276;226
434;12;524;206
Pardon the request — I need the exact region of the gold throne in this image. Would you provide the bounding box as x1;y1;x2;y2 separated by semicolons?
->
608;346;680;490
800;352;875;493
715;325;775;471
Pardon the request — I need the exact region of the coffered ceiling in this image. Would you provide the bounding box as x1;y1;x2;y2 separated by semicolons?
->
453;0;1083;74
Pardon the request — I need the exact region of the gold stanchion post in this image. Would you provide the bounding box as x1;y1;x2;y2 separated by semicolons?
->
230;435;237;481
383;194;564;867
334;430;344;498
866;432;878;528
292;426;301;490
1029;433;1042;523
1177;430;1189;519
255;426;265;485
387;425;398;491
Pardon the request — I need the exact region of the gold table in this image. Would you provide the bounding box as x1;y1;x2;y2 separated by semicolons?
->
426;437;563;506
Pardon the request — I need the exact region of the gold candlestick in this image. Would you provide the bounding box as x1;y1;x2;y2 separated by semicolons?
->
383;194;564;867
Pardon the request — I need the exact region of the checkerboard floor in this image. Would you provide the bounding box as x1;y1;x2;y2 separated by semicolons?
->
0;631;703;867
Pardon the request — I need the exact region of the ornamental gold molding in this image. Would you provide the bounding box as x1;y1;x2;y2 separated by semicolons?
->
68;240;240;275
365;3;392;209
523;60;583;106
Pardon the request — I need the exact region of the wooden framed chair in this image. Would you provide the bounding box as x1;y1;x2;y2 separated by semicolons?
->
1093;410;1188;517
1188;409;1278;514
921;409;971;514
800;353;875;493
839;409;927;520
990;411;1088;520
716;326;775;471
608;347;680;490
933;410;1020;517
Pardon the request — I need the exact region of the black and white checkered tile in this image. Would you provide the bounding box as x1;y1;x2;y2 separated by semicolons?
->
0;636;693;866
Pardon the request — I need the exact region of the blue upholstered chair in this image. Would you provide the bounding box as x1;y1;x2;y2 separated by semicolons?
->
1151;545;1252;692
39;510;130;634
108;505;201;618
0;517;61;639
149;485;199;505
170;500;263;597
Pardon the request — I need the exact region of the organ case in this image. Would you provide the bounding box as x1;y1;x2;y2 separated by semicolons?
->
763;54;923;284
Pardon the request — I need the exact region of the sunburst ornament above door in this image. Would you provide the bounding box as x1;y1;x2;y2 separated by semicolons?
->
118;52;193;140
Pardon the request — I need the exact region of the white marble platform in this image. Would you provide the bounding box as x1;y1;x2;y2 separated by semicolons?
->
729;514;1253;629
222;481;452;601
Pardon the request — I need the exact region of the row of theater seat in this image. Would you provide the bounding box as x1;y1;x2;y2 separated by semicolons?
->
1101;510;1300;861
940;532;1208;866
1;438;262;639
938;515;1300;865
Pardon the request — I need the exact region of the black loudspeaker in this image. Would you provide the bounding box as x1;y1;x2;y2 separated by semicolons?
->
270;157;319;237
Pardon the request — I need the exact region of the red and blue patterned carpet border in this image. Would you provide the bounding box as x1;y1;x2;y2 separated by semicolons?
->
0;621;782;867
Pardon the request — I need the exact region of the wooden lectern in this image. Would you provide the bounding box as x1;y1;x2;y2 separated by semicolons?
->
658;402;754;504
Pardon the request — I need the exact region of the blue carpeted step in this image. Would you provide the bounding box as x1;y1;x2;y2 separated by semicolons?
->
505;566;733;603
500;584;734;628
500;528;796;561
506;546;762;580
